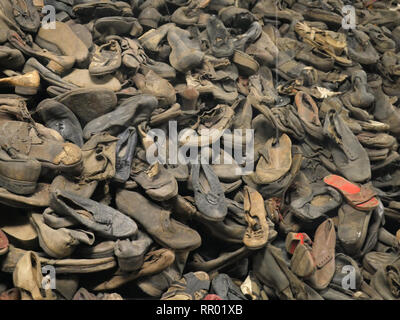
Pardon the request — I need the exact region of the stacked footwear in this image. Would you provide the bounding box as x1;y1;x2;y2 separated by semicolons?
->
0;0;400;301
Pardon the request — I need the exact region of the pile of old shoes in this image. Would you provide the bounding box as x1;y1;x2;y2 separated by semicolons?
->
1;0;400;301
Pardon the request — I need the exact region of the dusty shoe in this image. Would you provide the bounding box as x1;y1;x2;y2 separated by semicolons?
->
133;162;178;201
161;271;210;300
167;26;204;73
211;273;247;300
62;69;121;92
12;251;56;300
0;147;41;195
0;71;40;95
55;87;117;125
29;213;94;258
0;120;82;174
83;94;158;140
36;99;83;147
8;30;76;76
10;0;40;33
290;242;316;278
132;70;176;107
91;248;175;291
242;186;269;250
337;204;372;256
306;219;336;290
114;126;137;184
0;45;25;70
191;163;227;222
81;132;118;182
116;189;201;251
49;189;138;239
371;256;400;300
323;110;371;183
89;40;122;76
206;15;234;58
114;231;153;272
0;229;9;256
250;133;292;184
35;21;89;66
295;91;323;140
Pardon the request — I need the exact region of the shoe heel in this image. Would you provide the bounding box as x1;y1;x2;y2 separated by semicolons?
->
14;85;39;95
46;60;65;75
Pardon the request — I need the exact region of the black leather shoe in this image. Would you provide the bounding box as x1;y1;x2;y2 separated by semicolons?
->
36;99;84;147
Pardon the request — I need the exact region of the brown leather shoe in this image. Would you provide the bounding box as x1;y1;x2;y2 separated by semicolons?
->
0;229;9;256
306;218;336;290
243;186;269;250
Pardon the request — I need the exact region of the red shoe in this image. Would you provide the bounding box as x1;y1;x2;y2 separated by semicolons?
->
323;174;379;211
203;294;222;300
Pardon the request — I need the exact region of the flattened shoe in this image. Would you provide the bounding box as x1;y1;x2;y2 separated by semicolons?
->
242;186;269;250
323;110;371;183
49;189;138;239
323;174;379;211
133;162;178;201
36;99;84;147
29;213;94;259
211;273;247;300
89;40;122;76
10;0;40;33
0;120;82;174
306;218;336;290
0;229;9;256
0;147;41;195
295;91;323;140
116;190;201;251
167;26;204;73
114;126;137;184
191;163;227;222
83;94;158;140
250;133;292;184
337;204;372;257
161;271;210;300
92;248;175;291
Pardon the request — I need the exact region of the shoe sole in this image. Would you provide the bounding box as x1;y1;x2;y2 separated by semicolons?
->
0;174;37;195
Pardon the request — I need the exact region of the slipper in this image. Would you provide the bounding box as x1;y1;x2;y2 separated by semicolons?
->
323;174;379;211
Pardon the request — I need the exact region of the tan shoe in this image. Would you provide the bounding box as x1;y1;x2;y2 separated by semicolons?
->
0;210;38;250
29;213;94;259
0;71;40;95
12;251;56;300
243;186;269;250
250;133;292;184
92;248;175;291
306;219;336;290
0;120;82;174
